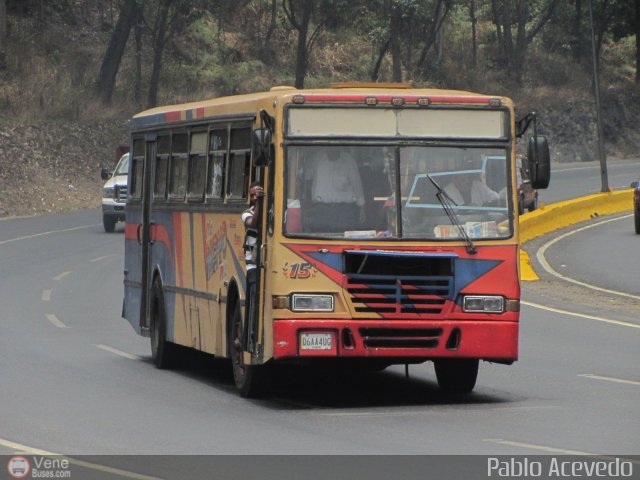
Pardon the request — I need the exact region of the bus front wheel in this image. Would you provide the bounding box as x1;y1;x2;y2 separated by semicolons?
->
434;358;479;393
150;278;179;369
229;303;270;398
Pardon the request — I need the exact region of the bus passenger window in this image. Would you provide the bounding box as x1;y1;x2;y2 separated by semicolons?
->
227;127;251;199
154;135;170;199
227;151;250;199
129;139;144;200
188;132;207;201
208;129;227;199
169;133;188;199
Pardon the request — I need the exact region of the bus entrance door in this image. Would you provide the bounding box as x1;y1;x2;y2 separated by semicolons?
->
138;136;157;335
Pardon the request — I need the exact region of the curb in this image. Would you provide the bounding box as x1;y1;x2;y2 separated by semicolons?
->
519;189;634;281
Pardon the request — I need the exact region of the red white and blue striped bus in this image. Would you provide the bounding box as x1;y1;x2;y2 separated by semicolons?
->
123;83;550;397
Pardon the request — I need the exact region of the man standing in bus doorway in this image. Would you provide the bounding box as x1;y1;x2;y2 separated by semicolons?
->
305;147;365;232
241;182;264;351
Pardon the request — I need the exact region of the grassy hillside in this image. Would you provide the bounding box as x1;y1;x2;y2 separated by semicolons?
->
0;1;638;217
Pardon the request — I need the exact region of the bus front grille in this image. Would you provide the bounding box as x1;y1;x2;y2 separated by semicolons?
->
346;275;452;316
359;327;442;349
343;251;455;317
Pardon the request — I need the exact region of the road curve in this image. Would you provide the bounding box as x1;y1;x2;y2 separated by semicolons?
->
0;209;637;458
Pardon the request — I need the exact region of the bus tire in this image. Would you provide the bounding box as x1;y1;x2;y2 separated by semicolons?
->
229;302;270;398
434;358;479;393
150;277;179;369
103;214;116;233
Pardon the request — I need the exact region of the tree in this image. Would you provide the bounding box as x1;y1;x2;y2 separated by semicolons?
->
96;0;139;104
368;0;452;82
469;0;478;67
283;0;319;88
0;0;6;70
636;0;640;82
147;0;172;107
389;0;402;82
490;0;558;80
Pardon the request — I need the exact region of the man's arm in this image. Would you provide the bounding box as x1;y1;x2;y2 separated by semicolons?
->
245;186;264;229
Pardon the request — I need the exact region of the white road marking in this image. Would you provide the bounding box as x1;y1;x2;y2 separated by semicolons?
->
45;314;68;328
522;301;640;329
0;224;99;246
90;254;117;263
317;406;556;417
551;161;640;174
578;374;640;386
53;271;72;281
95;344;140;360
41;289;51;301
484;438;640;463
536;214;640;301
0;437;162;480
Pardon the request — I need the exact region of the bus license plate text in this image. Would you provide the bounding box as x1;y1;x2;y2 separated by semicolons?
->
300;333;333;350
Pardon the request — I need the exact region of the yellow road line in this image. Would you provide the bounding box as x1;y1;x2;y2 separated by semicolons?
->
45;314;68;329
578;374;640;386
41;289;51;301
0;437;163;480
522;301;640;329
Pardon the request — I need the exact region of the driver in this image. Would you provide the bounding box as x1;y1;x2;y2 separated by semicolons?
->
444;171;504;206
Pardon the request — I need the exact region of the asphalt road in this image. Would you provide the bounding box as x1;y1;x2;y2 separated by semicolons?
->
0;162;638;477
539;158;640;205
537;213;640;297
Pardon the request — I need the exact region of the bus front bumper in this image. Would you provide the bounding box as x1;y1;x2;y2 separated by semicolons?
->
272;319;518;362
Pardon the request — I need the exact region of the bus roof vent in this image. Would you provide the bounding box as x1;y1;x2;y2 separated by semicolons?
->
330;82;412;89
270;85;297;91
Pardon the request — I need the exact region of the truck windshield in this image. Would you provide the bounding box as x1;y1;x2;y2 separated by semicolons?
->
284;145;512;240
114;153;129;176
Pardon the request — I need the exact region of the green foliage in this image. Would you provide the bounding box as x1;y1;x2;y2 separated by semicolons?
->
0;0;637;120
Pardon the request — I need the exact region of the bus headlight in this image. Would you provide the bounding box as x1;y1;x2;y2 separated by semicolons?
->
463;295;504;313
291;294;334;312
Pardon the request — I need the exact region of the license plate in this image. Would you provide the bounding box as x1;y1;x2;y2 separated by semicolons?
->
300;333;333;350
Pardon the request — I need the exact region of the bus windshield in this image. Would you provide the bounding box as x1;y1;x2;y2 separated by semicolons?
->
285;145;512;240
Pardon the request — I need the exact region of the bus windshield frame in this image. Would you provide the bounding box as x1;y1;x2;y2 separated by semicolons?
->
283;106;513;241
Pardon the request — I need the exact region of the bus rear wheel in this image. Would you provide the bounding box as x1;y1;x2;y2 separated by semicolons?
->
230;302;270;398
434;358;479;393
150;278;179;369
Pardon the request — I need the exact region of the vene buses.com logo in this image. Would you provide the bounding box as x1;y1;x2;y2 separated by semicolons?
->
7;456;30;479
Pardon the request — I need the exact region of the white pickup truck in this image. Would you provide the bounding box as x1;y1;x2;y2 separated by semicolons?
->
100;152;129;232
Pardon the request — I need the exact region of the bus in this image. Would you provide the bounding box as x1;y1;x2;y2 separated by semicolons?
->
123;83;550;397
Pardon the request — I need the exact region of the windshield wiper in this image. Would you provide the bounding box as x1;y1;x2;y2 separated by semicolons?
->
427;174;477;255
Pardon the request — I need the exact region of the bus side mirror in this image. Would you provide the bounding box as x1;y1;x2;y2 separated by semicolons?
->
101;167;112;180
527;135;550;189
252;128;272;166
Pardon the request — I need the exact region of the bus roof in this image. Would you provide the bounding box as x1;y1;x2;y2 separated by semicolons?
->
131;84;513;129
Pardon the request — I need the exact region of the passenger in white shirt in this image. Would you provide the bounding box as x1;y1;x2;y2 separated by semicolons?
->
304;149;365;232
444;172;504;206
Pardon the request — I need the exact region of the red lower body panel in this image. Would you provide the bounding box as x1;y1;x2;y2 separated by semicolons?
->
272;319;518;361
